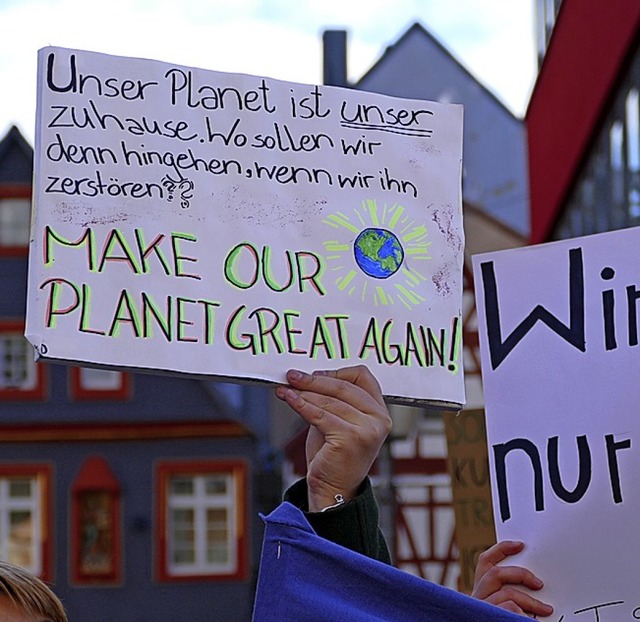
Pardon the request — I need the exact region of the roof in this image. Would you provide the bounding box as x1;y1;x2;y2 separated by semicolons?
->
356;22;517;119
0;125;34;184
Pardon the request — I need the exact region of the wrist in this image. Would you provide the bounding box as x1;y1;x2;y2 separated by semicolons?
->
319;494;345;512
307;476;358;513
308;490;347;513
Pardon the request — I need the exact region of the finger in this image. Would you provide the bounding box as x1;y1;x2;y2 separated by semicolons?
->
473;564;553;618
474;540;525;580
286;367;386;418
316;365;386;407
473;565;544;600
290;389;390;445
276;381;368;435
484;589;553;618
474;541;530;593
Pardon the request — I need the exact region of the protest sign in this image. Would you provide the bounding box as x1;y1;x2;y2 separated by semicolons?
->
443;409;495;594
26;47;465;406
473;226;640;619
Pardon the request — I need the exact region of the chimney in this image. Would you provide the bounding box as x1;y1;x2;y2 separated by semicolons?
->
322;29;348;87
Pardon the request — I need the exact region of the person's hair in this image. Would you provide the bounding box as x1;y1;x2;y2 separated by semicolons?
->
0;561;67;622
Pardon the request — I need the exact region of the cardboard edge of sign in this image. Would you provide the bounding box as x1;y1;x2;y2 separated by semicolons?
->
30;354;463;411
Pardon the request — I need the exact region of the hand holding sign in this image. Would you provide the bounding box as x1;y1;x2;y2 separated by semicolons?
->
471;540;553;617
276;365;553;617
275;365;392;512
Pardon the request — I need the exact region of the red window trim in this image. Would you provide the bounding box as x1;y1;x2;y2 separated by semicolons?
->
71;456;122;585
0;184;31;257
0;463;53;582
68;366;132;401
0;320;48;401
155;459;248;583
0;420;249;443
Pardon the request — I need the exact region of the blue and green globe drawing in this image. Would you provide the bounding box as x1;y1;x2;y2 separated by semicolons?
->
354;227;404;279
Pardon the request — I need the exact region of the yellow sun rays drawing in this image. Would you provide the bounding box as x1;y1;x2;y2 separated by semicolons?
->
322;199;432;310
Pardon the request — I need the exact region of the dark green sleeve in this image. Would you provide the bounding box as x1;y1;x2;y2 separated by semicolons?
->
283;477;391;565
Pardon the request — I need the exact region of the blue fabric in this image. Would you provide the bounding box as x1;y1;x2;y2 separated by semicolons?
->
252;502;524;621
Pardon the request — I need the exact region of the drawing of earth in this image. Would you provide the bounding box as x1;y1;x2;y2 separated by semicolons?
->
354;228;404;279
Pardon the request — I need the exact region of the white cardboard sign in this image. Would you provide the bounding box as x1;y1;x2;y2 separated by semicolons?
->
26;47;465;407
473;226;640;619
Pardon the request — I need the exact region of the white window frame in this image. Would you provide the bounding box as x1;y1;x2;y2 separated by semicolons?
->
166;473;238;577
0;476;42;575
78;367;123;391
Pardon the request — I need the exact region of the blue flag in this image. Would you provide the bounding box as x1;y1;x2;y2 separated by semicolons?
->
252;502;524;621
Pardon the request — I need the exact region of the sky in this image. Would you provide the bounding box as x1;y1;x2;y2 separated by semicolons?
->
0;0;538;144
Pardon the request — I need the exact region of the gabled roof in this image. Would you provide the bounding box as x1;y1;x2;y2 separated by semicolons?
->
356;22;518;120
0;125;34;184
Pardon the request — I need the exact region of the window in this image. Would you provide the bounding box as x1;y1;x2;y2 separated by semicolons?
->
0;333;34;389
156;460;247;581
69;366;131;401
536;0;564;64
0;185;31;255
0;322;46;400
0;198;30;246
0;464;52;580
71;456;121;585
553;51;640;240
